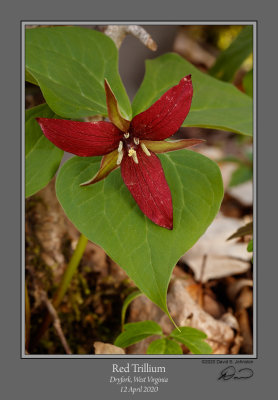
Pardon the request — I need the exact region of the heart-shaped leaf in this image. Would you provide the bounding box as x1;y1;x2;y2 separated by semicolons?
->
114;321;163;348
25;103;64;198
132;53;252;136
56;150;223;315
25;27;131;119
170;327;212;354
147;338;182;355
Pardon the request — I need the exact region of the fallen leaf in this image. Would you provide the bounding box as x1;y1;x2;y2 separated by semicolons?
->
94;341;125;354
181;213;251;282
127;279;235;355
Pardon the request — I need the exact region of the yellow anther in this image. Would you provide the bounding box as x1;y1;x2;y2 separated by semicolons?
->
124;132;130;139
128;148;138;164
134;137;140;145
128;148;136;157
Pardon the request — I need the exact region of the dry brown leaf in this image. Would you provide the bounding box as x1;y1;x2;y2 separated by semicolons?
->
168;280;235;354
236;309;253;354
94;342;125;354
127;279;235;355
181;213;251;282
236;286;253;310
226;279;253;303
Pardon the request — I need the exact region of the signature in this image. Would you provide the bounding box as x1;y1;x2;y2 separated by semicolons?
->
218;366;254;381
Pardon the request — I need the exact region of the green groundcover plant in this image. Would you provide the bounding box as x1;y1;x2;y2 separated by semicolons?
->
25;26;252;353
115;321;212;355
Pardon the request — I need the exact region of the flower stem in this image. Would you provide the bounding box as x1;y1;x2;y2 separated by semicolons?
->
33;233;88;347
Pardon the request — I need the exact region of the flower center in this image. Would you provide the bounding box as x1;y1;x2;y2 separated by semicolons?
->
116;132;151;165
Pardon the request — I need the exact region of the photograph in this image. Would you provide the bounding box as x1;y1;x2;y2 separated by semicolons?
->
24;23;254;357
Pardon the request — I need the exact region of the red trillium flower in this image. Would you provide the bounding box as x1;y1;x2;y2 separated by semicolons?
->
37;75;203;230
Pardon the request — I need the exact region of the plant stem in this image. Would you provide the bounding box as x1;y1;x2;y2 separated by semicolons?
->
52;233;88;308
33;233;88;347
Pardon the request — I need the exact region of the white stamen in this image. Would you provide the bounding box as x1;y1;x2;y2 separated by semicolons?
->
132;152;138;164
118;140;123;152
134;137;140;145
140;142;151;156
117;150;124;165
128;148;139;164
124;132;130;139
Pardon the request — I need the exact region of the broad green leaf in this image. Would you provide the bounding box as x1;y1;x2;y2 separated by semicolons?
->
209;26;253;82
121;290;143;330
243;69;253;97
114;321;162;348
25;103;64;198
56;150;223;315
25;27;131;119
229;165;252;187
132;53;252;136
147;338;182;355
25;69;38;85
170;327;212;355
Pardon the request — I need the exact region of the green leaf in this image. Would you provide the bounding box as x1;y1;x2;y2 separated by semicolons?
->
227;221;253;240
56;150;223;315
114;321;162;348
25;69;38;85
243;69;253;97
229;165;252;187
247;239;253;252
25;27;131;119
219;155;242;163
209;26;253;82
147;338;182;355
132;53;252;136
170;327;212;355
121;290;143;330
25;103;64;198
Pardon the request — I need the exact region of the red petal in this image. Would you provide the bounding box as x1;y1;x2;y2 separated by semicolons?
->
37;118;122;157
130;75;193;141
121;147;173;229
